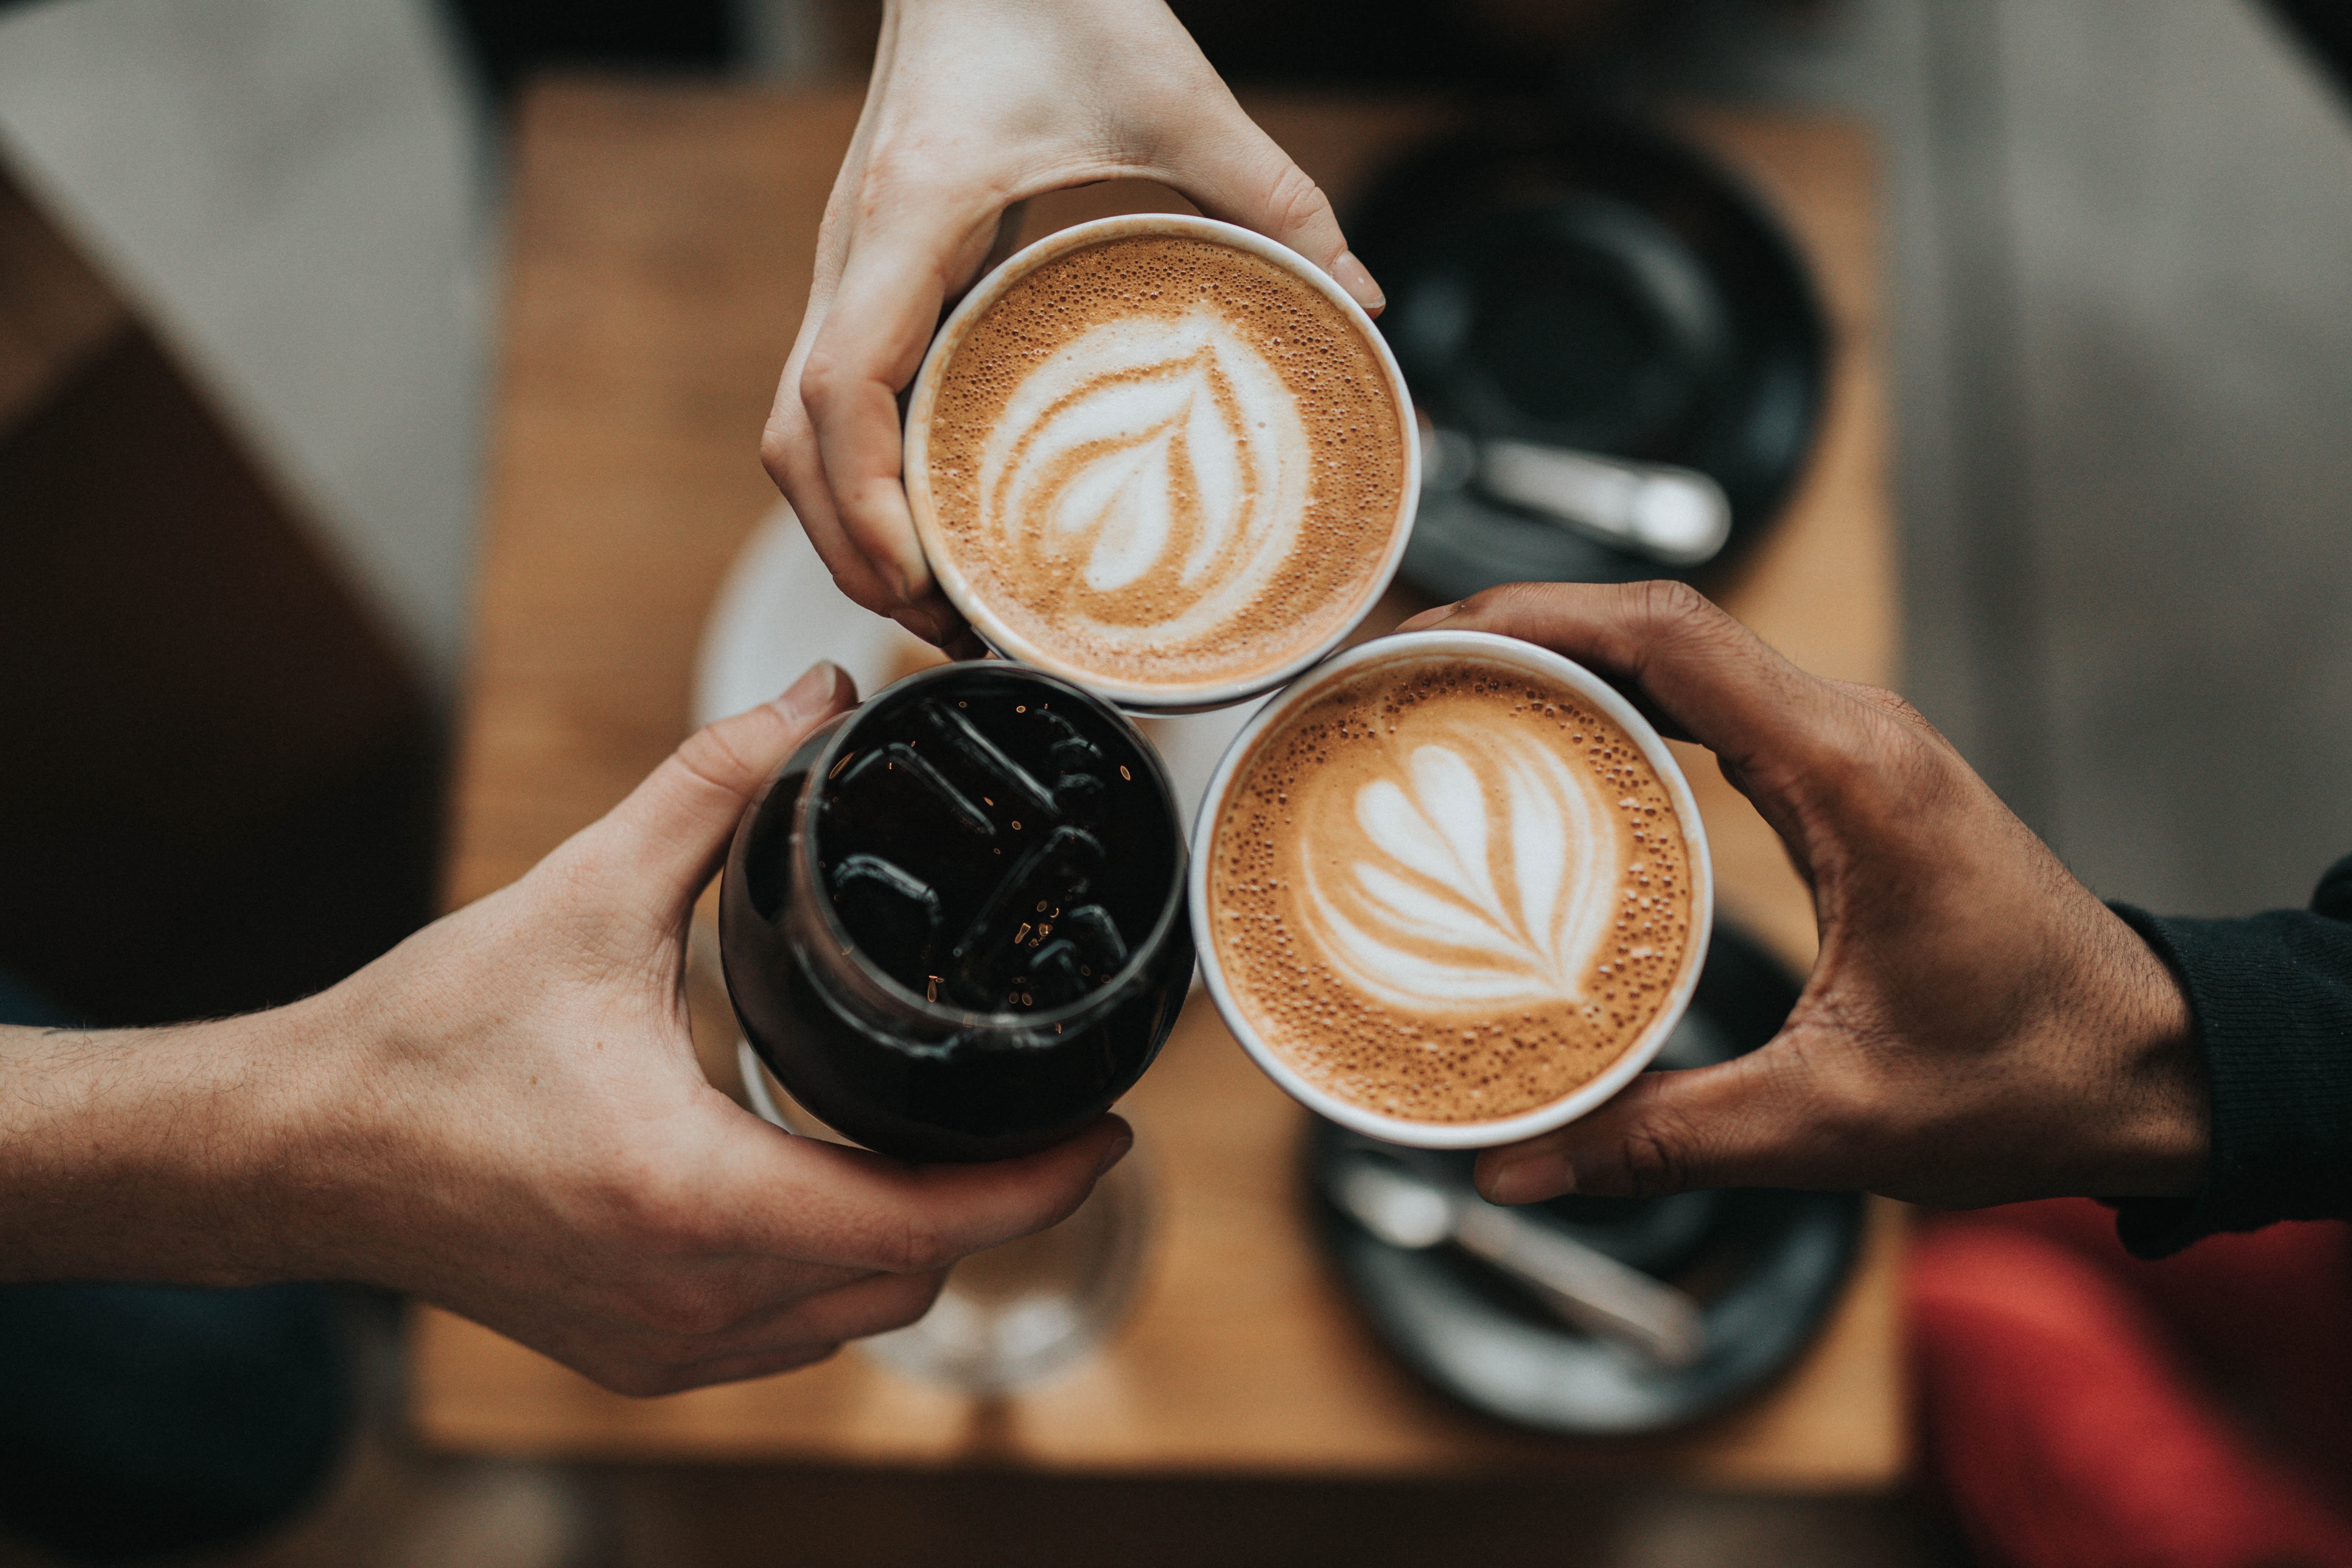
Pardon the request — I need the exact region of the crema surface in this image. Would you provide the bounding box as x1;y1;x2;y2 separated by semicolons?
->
923;235;1406;695
1209;658;1695;1124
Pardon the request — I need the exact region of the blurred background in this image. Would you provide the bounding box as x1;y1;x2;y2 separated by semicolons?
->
1;0;2347;1562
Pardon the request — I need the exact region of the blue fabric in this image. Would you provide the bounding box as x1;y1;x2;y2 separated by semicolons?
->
0;975;347;1563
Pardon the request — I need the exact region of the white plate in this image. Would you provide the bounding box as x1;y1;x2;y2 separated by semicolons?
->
694;505;1272;834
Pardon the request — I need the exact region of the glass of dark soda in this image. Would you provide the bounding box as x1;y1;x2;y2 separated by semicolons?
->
719;660;1191;1166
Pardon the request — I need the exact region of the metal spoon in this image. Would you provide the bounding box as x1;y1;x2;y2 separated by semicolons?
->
1420;418;1734;569
1326;1153;1707;1369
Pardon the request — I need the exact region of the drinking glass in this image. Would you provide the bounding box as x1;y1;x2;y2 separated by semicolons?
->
716;660;1188;1386
736;1043;1154;1392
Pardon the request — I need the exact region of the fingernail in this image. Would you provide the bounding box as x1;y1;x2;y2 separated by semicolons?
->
1399;601;1462;632
1092;1127;1134;1181
1332;251;1385;316
776;660;846;725
1483;1156;1564;1206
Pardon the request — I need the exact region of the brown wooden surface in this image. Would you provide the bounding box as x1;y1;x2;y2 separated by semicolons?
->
419;80;1901;1488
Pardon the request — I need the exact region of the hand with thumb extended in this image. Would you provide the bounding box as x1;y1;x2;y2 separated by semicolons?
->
1394;583;2206;1212
761;0;1385;651
278;661;1130;1393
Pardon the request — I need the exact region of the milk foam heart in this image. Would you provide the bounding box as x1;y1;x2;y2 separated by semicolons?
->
920;232;1408;700
1208;656;1695;1125
976;304;1312;645
1306;731;1622;1010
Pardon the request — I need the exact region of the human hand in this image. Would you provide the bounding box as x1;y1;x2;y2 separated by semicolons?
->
1395;584;2206;1210
316;660;1132;1391
760;0;1384;649
0;662;1128;1394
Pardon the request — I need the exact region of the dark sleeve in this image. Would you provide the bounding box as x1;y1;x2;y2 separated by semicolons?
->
2105;854;2352;1258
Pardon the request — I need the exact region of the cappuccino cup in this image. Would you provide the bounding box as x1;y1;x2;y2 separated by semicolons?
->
1190;630;1713;1148
903;214;1420;713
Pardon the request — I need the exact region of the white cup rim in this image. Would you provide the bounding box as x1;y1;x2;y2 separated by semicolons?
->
1186;629;1716;1149
902;212;1421;714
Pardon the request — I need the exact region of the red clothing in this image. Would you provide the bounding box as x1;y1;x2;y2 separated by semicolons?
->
1909;1199;2352;1567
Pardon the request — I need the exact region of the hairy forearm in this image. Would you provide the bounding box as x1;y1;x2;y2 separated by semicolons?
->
0;998;342;1285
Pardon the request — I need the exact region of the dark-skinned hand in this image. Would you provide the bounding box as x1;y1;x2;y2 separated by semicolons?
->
1395;582;2206;1211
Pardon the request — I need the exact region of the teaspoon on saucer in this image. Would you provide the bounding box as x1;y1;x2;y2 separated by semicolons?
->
1325;1151;1707;1370
1419;417;1733;570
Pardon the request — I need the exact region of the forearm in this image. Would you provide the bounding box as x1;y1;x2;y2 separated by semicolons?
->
0;998;344;1285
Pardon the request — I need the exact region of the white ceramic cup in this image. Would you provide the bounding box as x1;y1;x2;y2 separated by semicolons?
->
1188;629;1715;1149
902;212;1421;714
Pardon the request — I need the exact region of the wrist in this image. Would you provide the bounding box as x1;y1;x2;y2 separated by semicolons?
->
2090;912;2208;1197
224;974;402;1286
0;999;349;1285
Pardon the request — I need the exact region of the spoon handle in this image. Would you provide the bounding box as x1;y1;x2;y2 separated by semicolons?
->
1452;1204;1708;1369
1477;440;1733;569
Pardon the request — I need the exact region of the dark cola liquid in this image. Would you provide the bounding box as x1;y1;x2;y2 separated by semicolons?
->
720;663;1190;1163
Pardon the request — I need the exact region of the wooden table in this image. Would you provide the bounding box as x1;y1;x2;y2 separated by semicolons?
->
418;80;1902;1492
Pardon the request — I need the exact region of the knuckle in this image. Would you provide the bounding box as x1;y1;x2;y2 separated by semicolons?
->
798;348;849;420
1861;688;1963;772
1263;162;1334;238
1834;679;1937;737
1802;707;1917;816
1635;577;1719;639
670;717;764;802
1614;1121;1694;1199
758;421;802;489
887;1215;957;1276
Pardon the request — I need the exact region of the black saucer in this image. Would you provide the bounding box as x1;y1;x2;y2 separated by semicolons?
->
1307;924;1863;1436
1348;111;1828;597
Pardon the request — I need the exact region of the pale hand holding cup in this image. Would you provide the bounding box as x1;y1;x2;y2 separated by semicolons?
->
760;0;1384;649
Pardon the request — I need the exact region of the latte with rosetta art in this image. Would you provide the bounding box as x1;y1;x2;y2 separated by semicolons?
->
1208;657;1694;1124
922;234;1407;696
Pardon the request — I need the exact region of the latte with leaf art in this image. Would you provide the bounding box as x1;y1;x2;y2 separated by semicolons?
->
911;225;1410;705
1208;654;1696;1125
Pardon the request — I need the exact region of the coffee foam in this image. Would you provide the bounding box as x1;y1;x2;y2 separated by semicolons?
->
924;236;1406;693
1208;657;1694;1125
